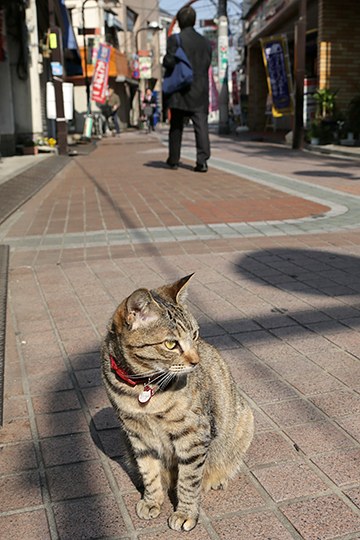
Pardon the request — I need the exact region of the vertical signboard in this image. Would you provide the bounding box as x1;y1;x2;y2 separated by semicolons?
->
218;33;228;85
91;43;111;104
138;55;152;80
260;35;293;117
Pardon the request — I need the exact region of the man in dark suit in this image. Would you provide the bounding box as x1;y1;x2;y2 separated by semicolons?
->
163;6;212;172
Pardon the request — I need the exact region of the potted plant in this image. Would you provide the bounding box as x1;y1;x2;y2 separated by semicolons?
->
314;88;338;120
22;138;38;155
308;120;322;145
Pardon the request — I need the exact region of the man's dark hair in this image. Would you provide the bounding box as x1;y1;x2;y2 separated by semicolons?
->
177;6;196;29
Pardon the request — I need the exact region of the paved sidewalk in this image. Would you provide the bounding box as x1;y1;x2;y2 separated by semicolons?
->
1;131;360;539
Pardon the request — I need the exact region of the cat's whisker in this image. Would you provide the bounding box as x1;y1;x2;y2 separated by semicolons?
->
131;369;164;379
157;371;175;391
151;371;171;386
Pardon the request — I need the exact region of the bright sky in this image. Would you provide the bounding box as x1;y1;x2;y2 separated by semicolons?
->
159;1;243;28
159;0;218;21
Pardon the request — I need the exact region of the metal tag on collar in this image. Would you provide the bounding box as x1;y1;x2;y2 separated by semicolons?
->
138;384;154;404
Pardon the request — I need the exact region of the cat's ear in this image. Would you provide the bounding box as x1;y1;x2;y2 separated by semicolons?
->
166;274;194;304
125;288;160;330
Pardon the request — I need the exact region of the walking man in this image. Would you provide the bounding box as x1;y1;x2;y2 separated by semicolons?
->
106;87;121;136
163;6;212;172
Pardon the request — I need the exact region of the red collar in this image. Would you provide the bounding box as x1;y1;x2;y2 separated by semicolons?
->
110;355;142;386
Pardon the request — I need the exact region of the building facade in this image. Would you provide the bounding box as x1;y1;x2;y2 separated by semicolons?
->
0;0;162;157
244;0;360;132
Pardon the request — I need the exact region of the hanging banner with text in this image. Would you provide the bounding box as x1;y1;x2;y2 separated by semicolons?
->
260;35;293;117
138;53;152;80
91;43;111;104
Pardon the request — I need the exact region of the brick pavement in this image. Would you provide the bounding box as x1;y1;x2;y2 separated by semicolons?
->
1;131;360;539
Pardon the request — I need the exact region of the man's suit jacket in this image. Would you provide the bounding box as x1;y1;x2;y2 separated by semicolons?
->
163;27;212;113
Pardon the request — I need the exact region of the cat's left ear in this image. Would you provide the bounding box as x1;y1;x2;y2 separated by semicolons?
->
167;274;194;304
125;288;160;330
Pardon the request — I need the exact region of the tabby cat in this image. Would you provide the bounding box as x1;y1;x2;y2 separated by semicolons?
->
101;275;254;532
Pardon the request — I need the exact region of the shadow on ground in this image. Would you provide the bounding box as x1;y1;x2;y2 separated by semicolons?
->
13;247;360;537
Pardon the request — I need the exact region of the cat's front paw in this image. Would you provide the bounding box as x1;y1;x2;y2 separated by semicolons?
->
168;510;198;531
136;499;161;520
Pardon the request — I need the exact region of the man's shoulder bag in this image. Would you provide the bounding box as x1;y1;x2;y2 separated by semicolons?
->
162;34;193;95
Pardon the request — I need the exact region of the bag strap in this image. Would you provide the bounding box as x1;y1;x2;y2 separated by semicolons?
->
175;33;181;47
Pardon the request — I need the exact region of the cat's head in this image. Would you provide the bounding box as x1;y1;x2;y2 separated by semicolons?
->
111;275;200;377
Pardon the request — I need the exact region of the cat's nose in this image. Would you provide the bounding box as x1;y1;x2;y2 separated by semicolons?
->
184;349;200;366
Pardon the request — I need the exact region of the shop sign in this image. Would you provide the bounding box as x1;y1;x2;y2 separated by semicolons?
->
91;43;111;104
51;62;63;76
139;56;152;80
260;35;293;116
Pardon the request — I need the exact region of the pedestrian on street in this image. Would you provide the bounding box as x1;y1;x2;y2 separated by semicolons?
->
163;6;212;172
105;87;121;136
142;88;157;131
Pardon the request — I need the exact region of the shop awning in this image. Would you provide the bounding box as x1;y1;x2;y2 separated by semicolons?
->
58;0;83;76
65;47;134;84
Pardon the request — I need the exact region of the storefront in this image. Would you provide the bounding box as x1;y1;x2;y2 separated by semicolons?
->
244;0;360;134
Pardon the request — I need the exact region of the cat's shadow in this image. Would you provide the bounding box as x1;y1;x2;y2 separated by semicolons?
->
90;408;143;492
90;408;178;506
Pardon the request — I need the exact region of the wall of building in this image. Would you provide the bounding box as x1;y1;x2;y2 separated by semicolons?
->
0;55;15;156
26;0;43;137
0;0;43;156
319;0;360;112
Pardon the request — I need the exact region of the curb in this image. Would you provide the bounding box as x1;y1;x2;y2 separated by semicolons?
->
0;155;72;226
0;244;9;427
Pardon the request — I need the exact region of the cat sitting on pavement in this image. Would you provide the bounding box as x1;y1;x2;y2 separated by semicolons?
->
101;274;254;532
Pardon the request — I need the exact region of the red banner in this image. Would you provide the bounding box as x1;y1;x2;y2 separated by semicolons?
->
91;43;111;104
208;66;219;112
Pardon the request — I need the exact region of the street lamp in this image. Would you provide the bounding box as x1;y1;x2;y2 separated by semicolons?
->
135;22;162;127
135;21;162;54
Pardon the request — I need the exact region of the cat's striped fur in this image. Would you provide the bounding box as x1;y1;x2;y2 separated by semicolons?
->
101;275;254;531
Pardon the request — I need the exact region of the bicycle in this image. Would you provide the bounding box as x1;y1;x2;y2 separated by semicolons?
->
92;112;104;139
142;104;155;134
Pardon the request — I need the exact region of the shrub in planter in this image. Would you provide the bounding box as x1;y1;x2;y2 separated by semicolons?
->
22;139;38;155
314;88;338;119
307;120;322;144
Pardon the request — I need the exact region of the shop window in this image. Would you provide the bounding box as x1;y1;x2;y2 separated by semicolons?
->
126;7;137;32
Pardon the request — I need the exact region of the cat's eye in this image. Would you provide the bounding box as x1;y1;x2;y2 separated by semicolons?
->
193;330;199;341
164;340;177;350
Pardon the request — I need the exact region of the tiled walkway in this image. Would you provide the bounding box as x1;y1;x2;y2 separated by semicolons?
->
1;131;360;539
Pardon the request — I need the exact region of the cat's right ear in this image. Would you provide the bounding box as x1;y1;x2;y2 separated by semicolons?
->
125;288;160;330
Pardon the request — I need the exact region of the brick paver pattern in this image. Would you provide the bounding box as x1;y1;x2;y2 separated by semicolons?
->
1;130;360;539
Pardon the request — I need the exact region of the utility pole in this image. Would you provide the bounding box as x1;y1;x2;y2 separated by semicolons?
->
218;0;229;134
82;0;92;113
48;0;67;154
292;0;306;149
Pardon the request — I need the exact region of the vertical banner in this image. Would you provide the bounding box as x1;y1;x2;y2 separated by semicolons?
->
260;35;293;117
131;54;139;80
208;66;219;112
218;33;228;85
138;54;152;80
91;43;111;104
